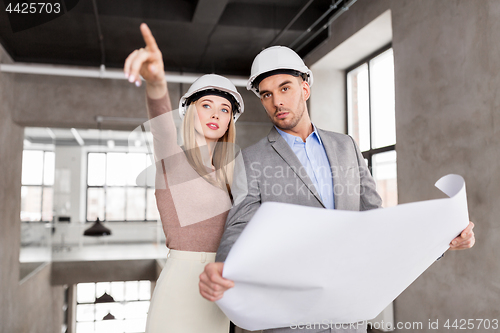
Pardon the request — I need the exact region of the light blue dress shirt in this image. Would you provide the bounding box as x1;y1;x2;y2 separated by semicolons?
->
275;125;335;209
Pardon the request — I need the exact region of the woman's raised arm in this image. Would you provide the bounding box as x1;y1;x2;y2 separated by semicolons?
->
124;23;168;102
124;23;180;168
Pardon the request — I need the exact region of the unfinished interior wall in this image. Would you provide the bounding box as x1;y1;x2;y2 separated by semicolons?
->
391;0;500;330
307;0;500;331
0;48;64;333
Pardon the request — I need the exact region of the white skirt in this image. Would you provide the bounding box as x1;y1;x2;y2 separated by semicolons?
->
145;250;230;333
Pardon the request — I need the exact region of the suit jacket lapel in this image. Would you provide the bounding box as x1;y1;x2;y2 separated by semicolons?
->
317;129;346;210
267;127;325;208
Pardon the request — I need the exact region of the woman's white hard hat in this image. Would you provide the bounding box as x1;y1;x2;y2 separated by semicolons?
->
179;74;245;121
247;46;313;97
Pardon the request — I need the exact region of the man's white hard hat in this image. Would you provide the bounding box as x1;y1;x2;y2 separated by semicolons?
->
179;74;245;121
247;46;314;97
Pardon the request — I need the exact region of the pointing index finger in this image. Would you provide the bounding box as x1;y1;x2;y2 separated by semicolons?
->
140;23;159;52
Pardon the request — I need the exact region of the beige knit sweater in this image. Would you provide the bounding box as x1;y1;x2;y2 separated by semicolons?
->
146;93;231;252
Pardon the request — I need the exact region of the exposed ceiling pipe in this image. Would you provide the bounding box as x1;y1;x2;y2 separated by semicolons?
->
95;116;148;125
295;0;357;53
0;63;249;86
267;0;315;47
288;0;343;49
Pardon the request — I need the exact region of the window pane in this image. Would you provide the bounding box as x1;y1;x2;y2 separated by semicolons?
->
123;318;147;333
106;188;125;220
95;319;122;333
43;151;55;185
372;151;398;208
127;153;147;186
95;303;118;321
123;301;149;320
126;188;146;220
87;188;105;221
96;282;111;300
77;282;96;303
124;281;139;301
347;63;370;151
107;153;127;186
95;302;124;320
88;153;106;186
22;150;44;185
42;187;53;221
147;189;160;221
138;281;151;301
370;49;396;149
76;321;95;333
110;282;125;302
20;186;42;221
76;304;95;322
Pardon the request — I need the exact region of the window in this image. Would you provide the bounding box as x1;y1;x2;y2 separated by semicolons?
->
20;150;55;221
76;280;151;333
347;47;397;207
86;152;159;222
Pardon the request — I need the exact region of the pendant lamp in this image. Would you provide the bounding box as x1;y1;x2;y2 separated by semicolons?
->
84;217;111;236
95;292;115;303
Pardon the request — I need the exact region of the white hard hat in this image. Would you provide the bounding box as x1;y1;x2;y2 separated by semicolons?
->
247;46;313;97
179;74;244;121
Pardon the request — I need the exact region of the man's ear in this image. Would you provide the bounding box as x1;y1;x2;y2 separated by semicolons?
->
301;80;311;101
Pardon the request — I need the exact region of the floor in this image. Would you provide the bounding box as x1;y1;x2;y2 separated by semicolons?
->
51;243;169;262
20;243;169;263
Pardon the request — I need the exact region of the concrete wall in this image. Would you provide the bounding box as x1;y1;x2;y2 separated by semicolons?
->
0;49;64;333
309;68;346;134
391;0;500;330
307;0;500;331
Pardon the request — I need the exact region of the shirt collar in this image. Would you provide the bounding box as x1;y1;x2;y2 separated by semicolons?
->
274;124;323;148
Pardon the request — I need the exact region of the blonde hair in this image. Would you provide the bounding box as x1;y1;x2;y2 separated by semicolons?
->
182;102;236;197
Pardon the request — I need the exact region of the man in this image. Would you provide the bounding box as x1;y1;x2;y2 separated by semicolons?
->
199;46;475;333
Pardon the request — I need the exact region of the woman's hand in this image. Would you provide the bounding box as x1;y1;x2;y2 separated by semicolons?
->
124;23;166;94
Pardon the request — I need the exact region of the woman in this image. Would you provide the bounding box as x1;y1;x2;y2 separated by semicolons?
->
124;23;243;333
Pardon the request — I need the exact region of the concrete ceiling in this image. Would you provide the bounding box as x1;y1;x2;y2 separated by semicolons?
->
0;0;344;77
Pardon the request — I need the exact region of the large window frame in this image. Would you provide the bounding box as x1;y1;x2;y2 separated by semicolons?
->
346;45;397;208
75;280;151;333
85;152;158;222
20;149;55;222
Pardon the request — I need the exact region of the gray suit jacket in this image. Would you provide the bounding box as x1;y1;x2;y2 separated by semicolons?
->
216;127;382;333
217;127;382;262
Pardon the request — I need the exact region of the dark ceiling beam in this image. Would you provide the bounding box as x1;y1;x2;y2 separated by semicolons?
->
218;3;326;31
71;0;195;23
192;0;229;25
